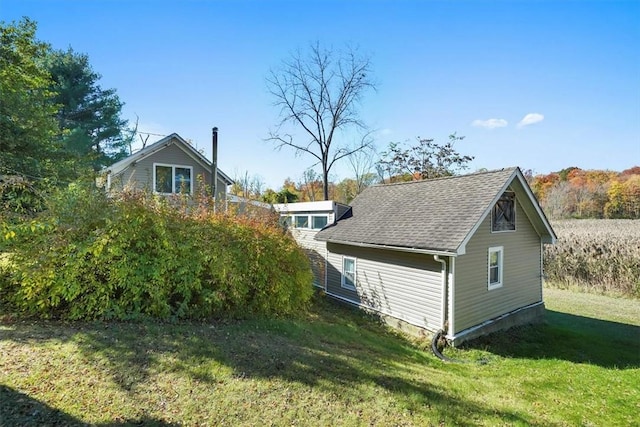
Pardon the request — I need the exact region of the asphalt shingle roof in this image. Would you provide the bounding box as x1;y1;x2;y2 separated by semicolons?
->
315;168;519;253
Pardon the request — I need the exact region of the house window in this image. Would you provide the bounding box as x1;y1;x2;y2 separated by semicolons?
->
291;214;329;230
280;215;292;228
488;246;503;290
294;215;309;228
154;164;193;194
174;167;192;194
492;191;516;232
342;257;356;290
311;215;328;230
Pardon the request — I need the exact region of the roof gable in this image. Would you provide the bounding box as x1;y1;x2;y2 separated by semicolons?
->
107;133;233;185
315;167;556;255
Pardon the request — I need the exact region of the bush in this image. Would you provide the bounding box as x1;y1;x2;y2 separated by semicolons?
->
0;184;313;320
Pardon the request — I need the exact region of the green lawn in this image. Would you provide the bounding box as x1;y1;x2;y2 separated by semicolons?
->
1;289;638;426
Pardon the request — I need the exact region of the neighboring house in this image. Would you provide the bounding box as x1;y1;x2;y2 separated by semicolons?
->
315;167;556;345
102;132;233;201
273;201;350;286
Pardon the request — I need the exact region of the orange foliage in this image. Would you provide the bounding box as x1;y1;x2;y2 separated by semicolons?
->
531;167;640;219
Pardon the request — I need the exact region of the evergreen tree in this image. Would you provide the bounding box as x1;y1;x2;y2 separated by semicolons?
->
46;48;129;173
0;18;59;180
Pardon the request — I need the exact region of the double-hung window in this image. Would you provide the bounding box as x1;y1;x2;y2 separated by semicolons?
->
154;164;193;194
488;246;504;290
342;256;356;290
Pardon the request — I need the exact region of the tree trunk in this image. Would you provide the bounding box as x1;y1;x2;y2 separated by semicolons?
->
322;161;330;200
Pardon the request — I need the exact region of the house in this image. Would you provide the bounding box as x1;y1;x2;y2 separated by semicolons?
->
273;201;350;286
314;167;556;345
103;130;233;201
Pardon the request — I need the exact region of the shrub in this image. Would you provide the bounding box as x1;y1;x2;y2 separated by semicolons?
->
1;185;313;320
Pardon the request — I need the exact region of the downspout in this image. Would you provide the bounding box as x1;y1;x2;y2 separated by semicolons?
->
449;256;456;339
211;127;219;206
324;245;329;291
433;255;463;362
539;242;544;303
434;255;448;331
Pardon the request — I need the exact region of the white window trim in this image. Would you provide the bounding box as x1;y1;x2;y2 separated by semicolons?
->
311;215;329;230
153;163;194;195
341;256;357;291
488;246;504;290
291;214;330;230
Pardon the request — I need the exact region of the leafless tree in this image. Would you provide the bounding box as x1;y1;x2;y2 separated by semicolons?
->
266;42;376;200
231;170;265;200
544;181;571;219
347;135;378;196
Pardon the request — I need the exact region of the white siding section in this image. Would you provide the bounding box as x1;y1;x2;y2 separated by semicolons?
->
326;243;443;331
290;228;327;288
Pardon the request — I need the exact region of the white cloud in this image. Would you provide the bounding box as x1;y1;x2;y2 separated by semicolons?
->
471;118;508;129
517;113;544;128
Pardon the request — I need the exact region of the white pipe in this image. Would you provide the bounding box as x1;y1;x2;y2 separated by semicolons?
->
539;242;544;302
434;255;447;331
449;256;456;338
324;244;329;291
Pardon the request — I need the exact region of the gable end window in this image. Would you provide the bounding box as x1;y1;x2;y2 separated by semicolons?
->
488;246;503;290
341;256;356;290
154;164;193;195
492;191;516;232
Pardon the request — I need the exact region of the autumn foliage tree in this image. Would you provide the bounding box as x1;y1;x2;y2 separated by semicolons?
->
531;167;640;219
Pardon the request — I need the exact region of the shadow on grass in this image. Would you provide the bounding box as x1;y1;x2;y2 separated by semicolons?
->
466;309;640;369
0;299;545;426
0;385;178;426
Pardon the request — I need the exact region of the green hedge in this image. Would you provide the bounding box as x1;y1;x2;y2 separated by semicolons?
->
1;185;313;320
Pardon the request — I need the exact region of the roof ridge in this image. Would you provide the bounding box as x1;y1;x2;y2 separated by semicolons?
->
371;167;519;188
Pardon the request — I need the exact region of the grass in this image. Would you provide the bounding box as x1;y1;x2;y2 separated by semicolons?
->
1;290;639;426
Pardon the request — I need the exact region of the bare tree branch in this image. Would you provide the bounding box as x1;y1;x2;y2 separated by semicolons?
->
266;42;376;200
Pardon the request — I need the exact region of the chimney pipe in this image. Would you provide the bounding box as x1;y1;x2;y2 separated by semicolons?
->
211;127;218;199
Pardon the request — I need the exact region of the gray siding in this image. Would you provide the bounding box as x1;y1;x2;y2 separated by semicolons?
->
326;243;443;331
290;229;327;288
454;198;542;333
110;143;226;200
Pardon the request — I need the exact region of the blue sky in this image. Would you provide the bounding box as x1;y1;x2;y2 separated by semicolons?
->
3;0;639;189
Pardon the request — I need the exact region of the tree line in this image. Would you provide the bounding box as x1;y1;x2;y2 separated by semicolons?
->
231;133;475;205
6;19;634;221
530;166;640;219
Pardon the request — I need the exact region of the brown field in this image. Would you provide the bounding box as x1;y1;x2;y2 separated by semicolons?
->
544;219;640;298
